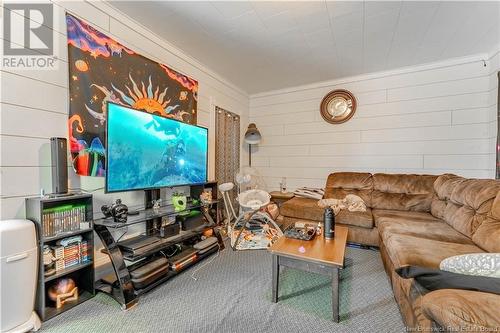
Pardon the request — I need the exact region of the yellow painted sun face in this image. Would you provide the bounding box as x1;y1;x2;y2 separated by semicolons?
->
112;74;172;117
87;74;185;125
133;98;166;116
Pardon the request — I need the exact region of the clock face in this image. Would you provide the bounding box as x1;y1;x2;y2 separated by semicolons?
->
320;90;356;124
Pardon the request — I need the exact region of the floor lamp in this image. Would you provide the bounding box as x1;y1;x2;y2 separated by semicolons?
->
244;123;261;166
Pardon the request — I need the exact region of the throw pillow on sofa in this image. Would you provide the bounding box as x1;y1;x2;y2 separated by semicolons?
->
440;253;500;278
395;266;500;295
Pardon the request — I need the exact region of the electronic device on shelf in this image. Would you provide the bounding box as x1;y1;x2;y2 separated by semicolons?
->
105;102;208;193
170;248;198;272
160;223;180;238
193;237;219;255
118;235;162;255
177;210;205;231
160;244;182;258
101;199;128;223
129;257;169;290
50;137;68;195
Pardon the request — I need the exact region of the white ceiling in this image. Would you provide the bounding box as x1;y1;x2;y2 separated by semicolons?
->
109;1;500;94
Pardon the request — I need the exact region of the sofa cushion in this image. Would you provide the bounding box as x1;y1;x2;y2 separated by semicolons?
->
489;190;500;219
280;197;323;222
421;289;500;331
472;191;500;252
444;179;500;238
383;234;484;269
376;213;473;245
430;174;464;219
280;196;374;228
372;174;437;212
324;172;373;206
373;209;440;227
396;265;500;295
336;208;373;228
474;219;500;252
432;174;464;200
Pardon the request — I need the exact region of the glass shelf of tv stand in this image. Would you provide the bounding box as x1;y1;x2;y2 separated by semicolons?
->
93;202;204;229
120;223;215;263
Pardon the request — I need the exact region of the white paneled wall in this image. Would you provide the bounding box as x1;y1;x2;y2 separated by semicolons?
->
249;53;499;191
488;49;499;179
0;0;249;220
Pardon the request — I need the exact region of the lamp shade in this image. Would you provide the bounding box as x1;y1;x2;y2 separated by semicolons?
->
244;123;261;144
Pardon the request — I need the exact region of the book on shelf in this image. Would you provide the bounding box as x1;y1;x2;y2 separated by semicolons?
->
52;238;92;272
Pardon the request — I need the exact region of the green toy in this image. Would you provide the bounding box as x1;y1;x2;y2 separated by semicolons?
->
172;192;187;212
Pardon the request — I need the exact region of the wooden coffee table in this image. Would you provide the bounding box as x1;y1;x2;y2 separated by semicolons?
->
268;225;348;322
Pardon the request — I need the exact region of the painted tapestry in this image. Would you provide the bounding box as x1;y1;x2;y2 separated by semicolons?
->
66;14;198;176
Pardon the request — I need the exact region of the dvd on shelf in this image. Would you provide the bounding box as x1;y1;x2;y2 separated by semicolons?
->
42;204;88;238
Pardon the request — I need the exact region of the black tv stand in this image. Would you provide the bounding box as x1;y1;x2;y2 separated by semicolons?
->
93;182;221;310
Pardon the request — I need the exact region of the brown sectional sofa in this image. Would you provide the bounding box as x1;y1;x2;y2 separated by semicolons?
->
280;172;500;331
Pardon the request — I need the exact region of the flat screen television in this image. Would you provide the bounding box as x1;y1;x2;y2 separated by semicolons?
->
105;102;208;193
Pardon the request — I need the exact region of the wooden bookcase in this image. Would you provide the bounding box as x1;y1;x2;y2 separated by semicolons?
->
26;194;95;321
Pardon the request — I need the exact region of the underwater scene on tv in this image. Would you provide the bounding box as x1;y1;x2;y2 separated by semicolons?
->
106;103;208;192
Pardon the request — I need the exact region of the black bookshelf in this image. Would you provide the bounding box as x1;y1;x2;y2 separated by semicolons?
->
26;194;95;321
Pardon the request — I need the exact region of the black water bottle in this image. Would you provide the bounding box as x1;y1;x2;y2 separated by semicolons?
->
324;207;335;239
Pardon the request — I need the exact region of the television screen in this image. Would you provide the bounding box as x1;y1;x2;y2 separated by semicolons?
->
106;103;208;192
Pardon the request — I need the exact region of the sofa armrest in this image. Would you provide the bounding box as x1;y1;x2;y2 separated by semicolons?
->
280;197;324;222
421;289;500;332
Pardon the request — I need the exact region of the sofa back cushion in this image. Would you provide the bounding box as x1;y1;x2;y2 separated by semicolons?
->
324;172;373;206
430;174;465;219
472;191;500;252
444;179;500;238
371;173;437;212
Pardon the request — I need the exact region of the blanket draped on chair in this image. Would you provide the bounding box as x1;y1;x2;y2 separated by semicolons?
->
293;187;325;200
317;194;367;215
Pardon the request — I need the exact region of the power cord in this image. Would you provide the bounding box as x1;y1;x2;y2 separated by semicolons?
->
161;244;182;258
190;245;221;281
114;228;128;243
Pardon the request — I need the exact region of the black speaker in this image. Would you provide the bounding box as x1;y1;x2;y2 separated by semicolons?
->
50;137;68;194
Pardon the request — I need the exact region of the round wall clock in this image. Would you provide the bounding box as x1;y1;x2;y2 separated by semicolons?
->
320;89;357;124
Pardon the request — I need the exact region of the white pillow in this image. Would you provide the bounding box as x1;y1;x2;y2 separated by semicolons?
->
440;253;500;278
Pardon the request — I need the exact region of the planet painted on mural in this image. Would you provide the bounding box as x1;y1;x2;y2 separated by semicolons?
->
75;59;89;72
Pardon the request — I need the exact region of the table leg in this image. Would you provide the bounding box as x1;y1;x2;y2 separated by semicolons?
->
272;254;279;303
332;267;339;322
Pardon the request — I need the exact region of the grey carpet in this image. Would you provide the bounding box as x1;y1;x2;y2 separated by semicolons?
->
40;246;405;332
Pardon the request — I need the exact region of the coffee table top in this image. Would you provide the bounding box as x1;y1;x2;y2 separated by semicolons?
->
268;225;348;267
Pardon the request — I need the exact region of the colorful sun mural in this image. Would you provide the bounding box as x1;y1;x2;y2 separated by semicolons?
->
66;14;198;177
